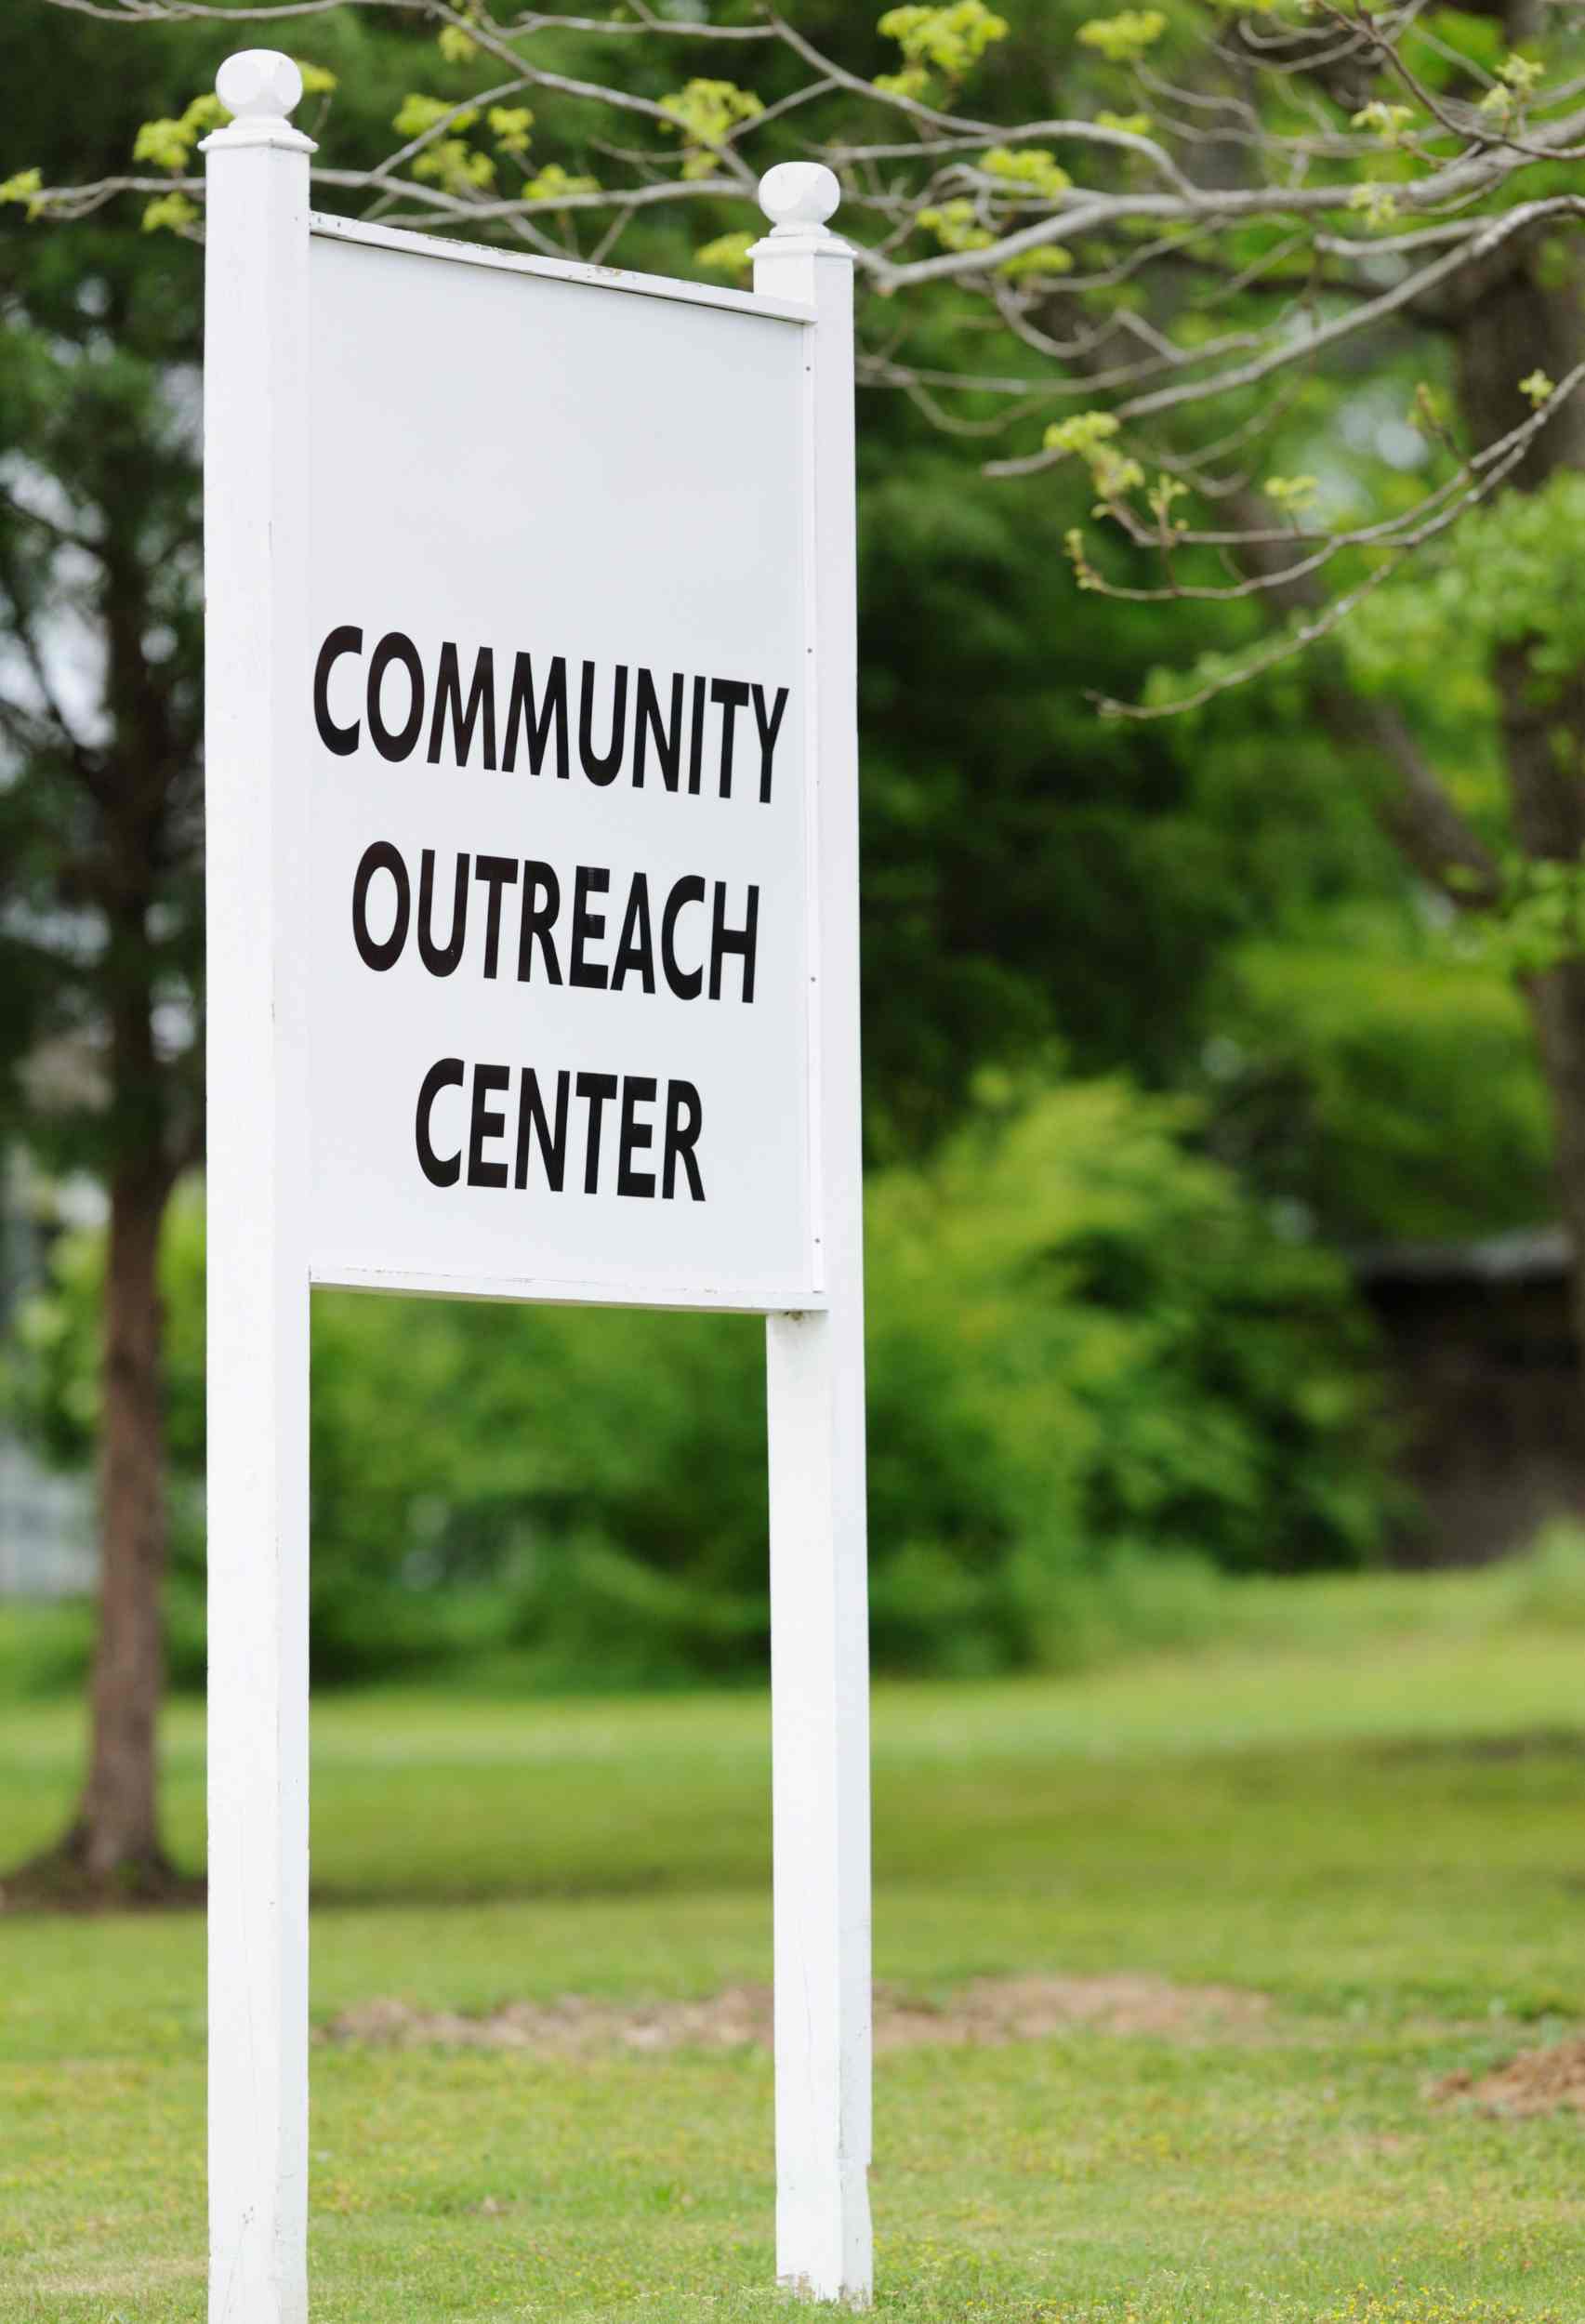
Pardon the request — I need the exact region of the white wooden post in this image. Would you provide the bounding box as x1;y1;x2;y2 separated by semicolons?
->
202;53;314;2324
753;168;873;2306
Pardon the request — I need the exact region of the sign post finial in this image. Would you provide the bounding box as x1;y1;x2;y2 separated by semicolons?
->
753;163;847;262
757;162;841;239
205;49;315;153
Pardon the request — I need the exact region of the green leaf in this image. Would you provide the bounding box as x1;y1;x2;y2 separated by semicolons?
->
132;118;193;172
141;191;198;235
487;105;534;159
1077;11;1167;63
918;198;995;254
0;166;44;219
658;79;763;179
878;3;1010;79
694;230;757;277
522;163;598;201
393;94;475;139
982;146;1072;198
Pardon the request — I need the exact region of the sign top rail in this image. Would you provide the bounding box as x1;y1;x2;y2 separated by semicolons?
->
307;210;818;328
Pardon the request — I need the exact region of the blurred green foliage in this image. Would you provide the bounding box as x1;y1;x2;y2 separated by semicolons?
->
11;1503;1580;1708
11;1080;1387;1685
1143;654;1555;1241
0;0;1555;1196
0;0;1570;1720
0;0;1295;1178
1208;934;1553;1240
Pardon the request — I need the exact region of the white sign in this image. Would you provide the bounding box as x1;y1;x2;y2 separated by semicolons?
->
305;227;817;1306
203;47;872;2324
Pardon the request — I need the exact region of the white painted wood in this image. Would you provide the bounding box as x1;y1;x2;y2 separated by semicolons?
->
310;208;815;325
302;231;817;1308
754;167;874;2306
199;56;872;2316
201;53;315;2324
310;1259;828;1314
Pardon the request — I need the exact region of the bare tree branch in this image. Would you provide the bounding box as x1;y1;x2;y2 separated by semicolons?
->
25;0;1585;734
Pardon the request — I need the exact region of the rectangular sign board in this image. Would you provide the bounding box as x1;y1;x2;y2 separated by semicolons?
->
304;223;818;1310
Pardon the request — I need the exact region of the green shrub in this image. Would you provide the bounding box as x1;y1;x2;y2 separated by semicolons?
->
7;1079;1390;1684
1212;937;1552;1241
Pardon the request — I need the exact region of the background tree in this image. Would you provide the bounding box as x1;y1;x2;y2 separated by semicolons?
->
6;0;1303;1884
29;0;1582;1280
0;7;442;1890
0;8;211;1892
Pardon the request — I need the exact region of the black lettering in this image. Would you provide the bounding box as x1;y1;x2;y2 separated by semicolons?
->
633;667;683;792
417;848;468;977
467;1063;510;1189
687;673;707;796
618;1076;657;1199
427;641;497;770
661;875;706;1001
579;660;627;786
514;1067;569;1192
710;677;750;798
570;865;610;990
518;862;562;984
314;624;362;757
663;1080;706;1202
503;652;568;778
351;839;409;971
709;881;759;1004
752;683;788;804
474;854;519;980
575;1070;618;1195
367;630;425;762
416;1057;464;1187
611;874;655;995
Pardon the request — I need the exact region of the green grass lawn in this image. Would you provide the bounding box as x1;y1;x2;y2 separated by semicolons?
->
3;1595;1583;2321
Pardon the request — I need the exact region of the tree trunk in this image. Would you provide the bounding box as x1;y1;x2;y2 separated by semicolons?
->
70;1162;174;1889
1448;222;1585;1358
1524;961;1585;1354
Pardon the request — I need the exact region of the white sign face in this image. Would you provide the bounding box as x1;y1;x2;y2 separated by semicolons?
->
303;229;814;1309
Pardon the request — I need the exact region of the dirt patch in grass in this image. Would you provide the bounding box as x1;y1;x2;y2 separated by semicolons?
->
1434;2035;1585;2118
324;1972;1269;2059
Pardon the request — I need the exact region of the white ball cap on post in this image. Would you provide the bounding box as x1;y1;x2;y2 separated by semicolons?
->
218;48;303;120
758;161;841;236
203;48;315;152
752;162;847;259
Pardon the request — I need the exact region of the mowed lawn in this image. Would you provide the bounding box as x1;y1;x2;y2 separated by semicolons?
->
3;1608;1584;2322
